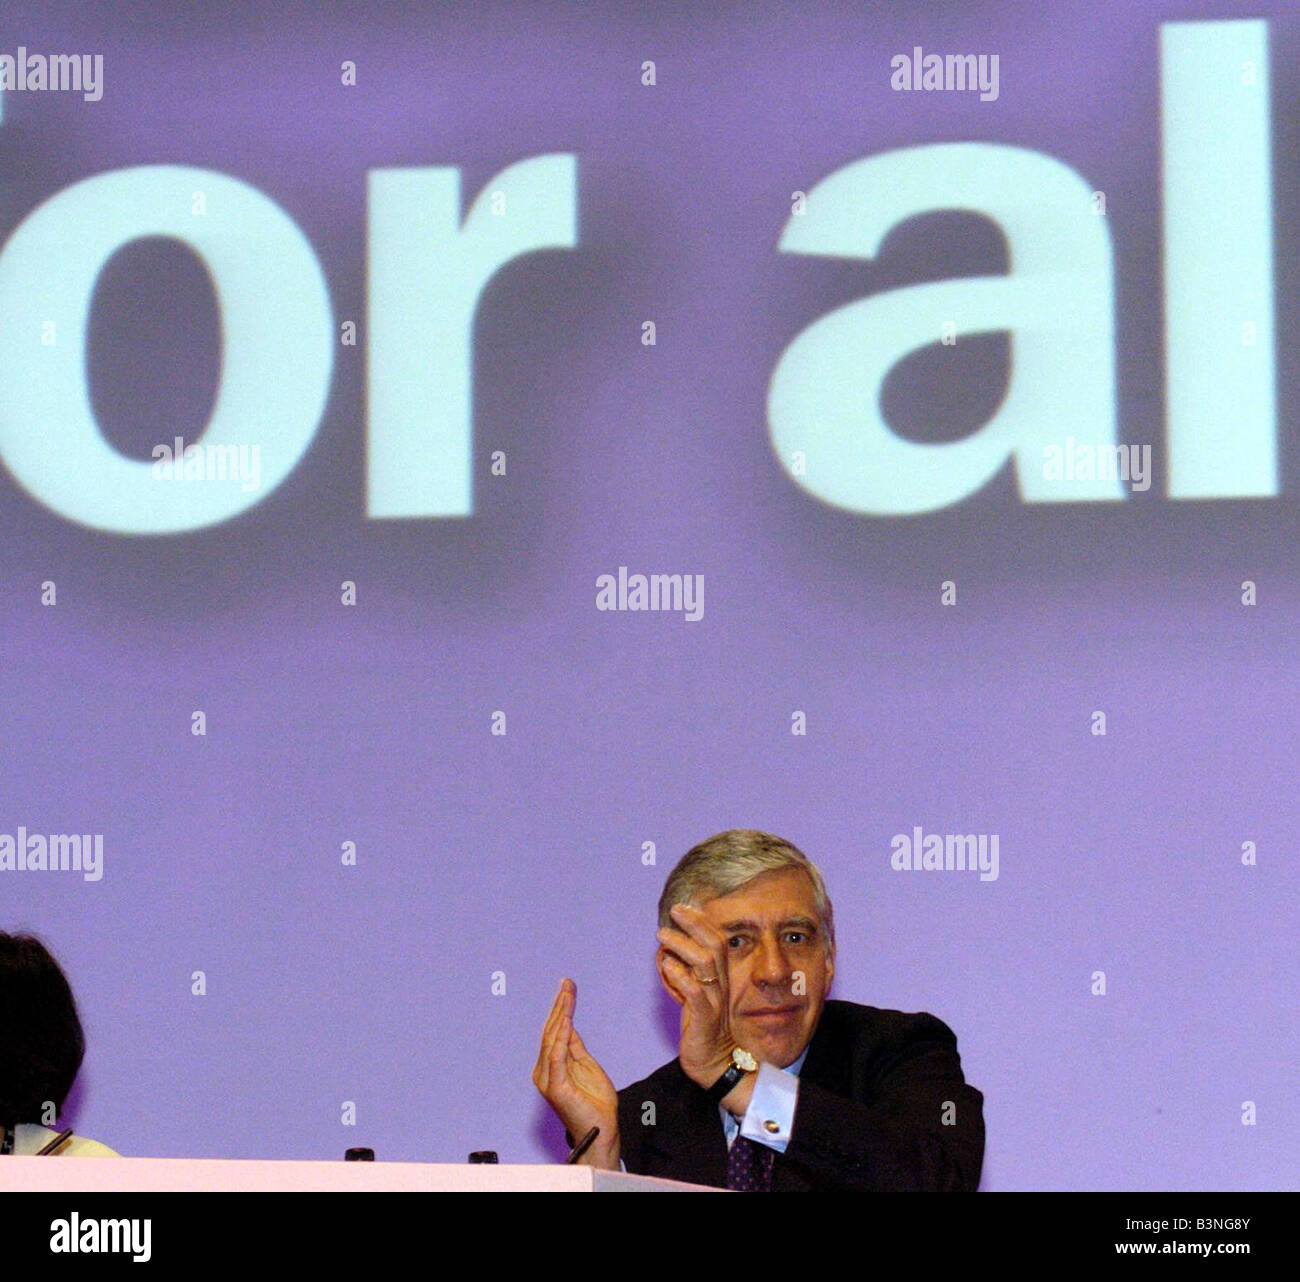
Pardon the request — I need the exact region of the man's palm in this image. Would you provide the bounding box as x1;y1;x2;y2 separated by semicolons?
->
533;978;620;1163
557;1027;617;1130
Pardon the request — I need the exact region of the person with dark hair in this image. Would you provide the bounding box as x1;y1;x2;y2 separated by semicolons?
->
0;932;117;1156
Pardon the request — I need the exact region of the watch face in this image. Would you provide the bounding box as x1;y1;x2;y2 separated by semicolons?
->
734;1048;758;1072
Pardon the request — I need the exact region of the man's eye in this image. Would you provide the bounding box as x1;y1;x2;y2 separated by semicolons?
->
785;932;808;944
728;936;748;949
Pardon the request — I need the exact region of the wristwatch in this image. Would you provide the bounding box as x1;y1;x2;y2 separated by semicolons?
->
704;1047;758;1105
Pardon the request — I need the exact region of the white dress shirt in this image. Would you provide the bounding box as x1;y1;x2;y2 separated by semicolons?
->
721;1046;807;1153
616;1046;808;1172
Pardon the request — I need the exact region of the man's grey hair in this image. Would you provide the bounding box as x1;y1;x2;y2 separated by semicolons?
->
658;829;835;951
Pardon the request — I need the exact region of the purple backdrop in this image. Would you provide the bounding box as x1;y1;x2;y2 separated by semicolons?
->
0;0;1295;1190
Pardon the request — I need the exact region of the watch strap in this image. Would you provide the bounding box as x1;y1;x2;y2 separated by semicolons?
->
704;1062;746;1105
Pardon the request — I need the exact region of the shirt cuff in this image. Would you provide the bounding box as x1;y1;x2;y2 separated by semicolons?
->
738;1061;799;1152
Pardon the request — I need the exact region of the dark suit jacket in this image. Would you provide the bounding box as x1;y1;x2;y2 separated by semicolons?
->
616;999;984;1191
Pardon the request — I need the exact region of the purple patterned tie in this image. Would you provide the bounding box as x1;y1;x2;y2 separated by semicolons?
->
726;1134;775;1191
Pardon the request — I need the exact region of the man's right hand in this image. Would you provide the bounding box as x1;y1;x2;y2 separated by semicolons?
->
532;978;621;1169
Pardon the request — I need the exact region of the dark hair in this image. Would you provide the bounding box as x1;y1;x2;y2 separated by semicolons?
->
0;934;86;1126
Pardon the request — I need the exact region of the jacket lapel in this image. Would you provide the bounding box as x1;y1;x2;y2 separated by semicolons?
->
771;1006;849;1190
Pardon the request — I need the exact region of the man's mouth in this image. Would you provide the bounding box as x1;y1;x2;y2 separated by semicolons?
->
744;1005;802;1020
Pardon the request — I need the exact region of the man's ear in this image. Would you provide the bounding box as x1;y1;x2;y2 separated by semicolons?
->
824;943;835;993
656;947;687;1006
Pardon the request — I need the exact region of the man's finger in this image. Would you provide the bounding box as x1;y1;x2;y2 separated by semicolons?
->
656;925;720;979
541;979;577;1053
660;948;724;1006
539;985;565;1042
668;902;727;951
656;946;688;1003
535;1009;560;1085
535;1008;561;1090
550;1012;576;1072
566;1022;598;1066
535;979;575;1089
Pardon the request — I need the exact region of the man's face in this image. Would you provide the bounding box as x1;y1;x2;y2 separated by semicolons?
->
696;867;834;1068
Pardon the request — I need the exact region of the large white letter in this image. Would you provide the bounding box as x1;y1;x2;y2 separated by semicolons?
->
1163;20;1275;498
0;166;333;533
768;143;1117;515
367;153;577;518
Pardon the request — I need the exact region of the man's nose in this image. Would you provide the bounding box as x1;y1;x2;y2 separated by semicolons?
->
752;936;792;986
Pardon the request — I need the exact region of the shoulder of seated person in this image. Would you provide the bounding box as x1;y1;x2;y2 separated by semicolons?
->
14;1124;119;1157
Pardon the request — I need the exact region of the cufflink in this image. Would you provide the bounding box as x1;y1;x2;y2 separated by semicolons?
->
763;1119;781;1135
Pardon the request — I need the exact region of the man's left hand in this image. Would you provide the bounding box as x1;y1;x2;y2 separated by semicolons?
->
656;903;756;1115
